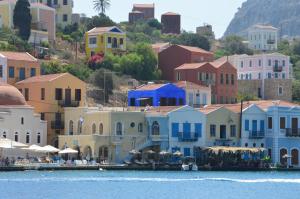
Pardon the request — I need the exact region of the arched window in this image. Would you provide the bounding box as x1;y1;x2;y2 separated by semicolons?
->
21;117;24;125
245;143;248;147
99;123;103;135
116;122;122;135
77;120;82;134
26;132;30;144
69;120;74;135
15;132;18;142
2;132;6;138
152;121;160;135
138;123;143;133
92;123;96;134
37;133;41;144
292;149;299;165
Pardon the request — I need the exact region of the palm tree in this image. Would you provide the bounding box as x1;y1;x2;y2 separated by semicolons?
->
93;0;110;15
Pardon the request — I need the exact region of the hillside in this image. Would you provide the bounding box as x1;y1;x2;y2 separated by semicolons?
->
224;0;300;37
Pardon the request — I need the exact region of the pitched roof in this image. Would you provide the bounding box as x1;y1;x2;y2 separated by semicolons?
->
16;73;68;84
30;2;55;11
87;26;124;35
175;81;210;90
144;106;182;115
162;12;180;16
175;62;209;70
177;45;213;55
0;52;37;62
251;24;278;30
198;105;224;114
134;83;166;91
133;3;154;8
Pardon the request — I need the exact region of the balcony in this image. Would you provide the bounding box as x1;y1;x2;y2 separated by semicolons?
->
178;132;198;142
58;100;80;107
286;128;300;137
248;131;265;139
267;39;275;44
51;121;65;130
273;65;283;72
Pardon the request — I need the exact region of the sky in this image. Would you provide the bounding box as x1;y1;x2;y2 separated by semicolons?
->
73;0;246;38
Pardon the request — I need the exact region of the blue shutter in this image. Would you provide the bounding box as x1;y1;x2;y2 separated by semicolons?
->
183;123;191;139
195;123;202;138
260;120;265;131
172;123;179;137
184;148;190;156
245;120;249;131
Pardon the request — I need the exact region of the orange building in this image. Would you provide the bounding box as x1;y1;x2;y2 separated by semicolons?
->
0;52;40;85
15;73;87;147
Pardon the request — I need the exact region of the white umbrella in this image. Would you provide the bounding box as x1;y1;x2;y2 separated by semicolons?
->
173;151;183;156
59;148;78;154
0;138;28;148
37;145;60;153
21;144;43;151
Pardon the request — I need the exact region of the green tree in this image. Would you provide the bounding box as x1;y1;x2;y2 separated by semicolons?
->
292;80;300;102
93;0;110;15
13;0;32;41
173;33;211;51
223;35;253;55
86;15;115;30
147;19;162;30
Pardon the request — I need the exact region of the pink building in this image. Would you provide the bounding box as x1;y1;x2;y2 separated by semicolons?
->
228;53;292;80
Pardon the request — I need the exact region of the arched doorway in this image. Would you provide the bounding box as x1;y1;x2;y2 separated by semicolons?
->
152;121;160;135
83;146;92;161
99;146;109;163
280;148;288;166
291;149;299;166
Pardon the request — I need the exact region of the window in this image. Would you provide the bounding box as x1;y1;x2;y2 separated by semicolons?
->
220;74;224;84
63;0;68;5
107;37;112;44
275;73;278;78
63;14;68;22
116;122;122;135
89;37;97;45
3;132;6;138
99;123;103;135
231;74;234;85
41;88;45;100
26;132;30;144
19;67;25;80
15;132;18;142
30;68;36;77
152;121;160;136
198;72;202;81
283;60;286;66
195;123;202;138
268;117;273;129
40;113;45;121
258;73;261;79
225;74;229;85
268;59;271;66
37;133;41;144
75;89;81;101
0;65;2;78
245;120;249;131
230;125;236;137
77;120;82;134
278;87;283;96
24;88;29;101
171;123;179;137
268;73;271;79
184;148;191;156
176;72;181;81
249;60;252;67
53;0;58;5
130;122;135;128
245;143;248;147
55;88;62;100
210;125;216;137
260;120;265;131
282;73;286;79
138;123;143;133
240;61;243;68
92;123;96;134
280;117;285;129
259;60;262;67
9;67;14;78
21;117;24;125
69;120;74;135
120;38;124;45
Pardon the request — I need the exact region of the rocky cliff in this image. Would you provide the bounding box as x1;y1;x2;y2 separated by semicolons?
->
224;0;300;37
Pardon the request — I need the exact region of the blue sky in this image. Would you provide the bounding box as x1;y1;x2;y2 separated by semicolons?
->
73;0;246;38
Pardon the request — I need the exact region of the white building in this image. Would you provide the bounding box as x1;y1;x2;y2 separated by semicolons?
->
228;53;292;80
0;83;47;150
247;25;278;51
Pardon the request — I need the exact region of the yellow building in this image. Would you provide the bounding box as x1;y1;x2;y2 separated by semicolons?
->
85;26;126;57
59;107;147;163
199;105;240;147
15;73;87;147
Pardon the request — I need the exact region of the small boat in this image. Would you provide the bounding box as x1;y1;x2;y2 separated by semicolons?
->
181;156;198;171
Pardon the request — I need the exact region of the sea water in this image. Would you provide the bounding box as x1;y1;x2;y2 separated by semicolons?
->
0;170;299;199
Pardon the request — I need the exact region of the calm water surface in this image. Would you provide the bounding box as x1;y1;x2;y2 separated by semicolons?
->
0;170;299;199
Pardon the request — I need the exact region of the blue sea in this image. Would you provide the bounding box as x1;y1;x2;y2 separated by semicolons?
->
0;170;299;199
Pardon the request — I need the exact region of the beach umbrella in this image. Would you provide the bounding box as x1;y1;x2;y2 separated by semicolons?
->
21;144;43;151
129;149;141;155
59;148;78;154
159;151;170;156
0;138;28;148
173;151;183;156
37;145;60;153
146;150;155;154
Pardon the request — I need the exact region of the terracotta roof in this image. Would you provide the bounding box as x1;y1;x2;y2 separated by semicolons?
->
251;24;278;30
162;12;180;16
175;62;209;70
30;2;55;10
152;43;170;53
246;100;298;110
0;83;27;106
134;84;166;91
144;106;182;115
0;52;37;62
198;105;223;114
175;81;210;90
177;45;213;55
16;73;68;84
133;3;154;8
130;10;143;14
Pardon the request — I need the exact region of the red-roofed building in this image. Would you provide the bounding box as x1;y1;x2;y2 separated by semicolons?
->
128;10;144;23
158;44;214;81
0;52;40;86
174;60;237;104
161;12;181;34
132;3;155;20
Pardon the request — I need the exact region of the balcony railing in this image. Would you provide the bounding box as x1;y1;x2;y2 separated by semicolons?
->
273;65;283;72
51;121;65;130
58;100;80;107
178;132;198;142
286;128;300;137
248;131;265;139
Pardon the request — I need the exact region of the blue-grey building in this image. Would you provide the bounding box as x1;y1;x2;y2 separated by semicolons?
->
128;83;186;107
